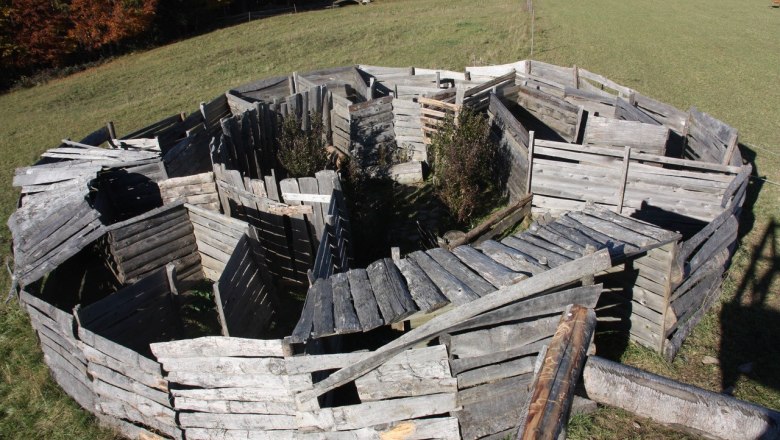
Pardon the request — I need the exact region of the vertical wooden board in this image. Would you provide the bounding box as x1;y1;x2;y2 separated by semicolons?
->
346;269;384;330
298;177;324;244
291;288;317;343
331;272;361;334
279;179;315;282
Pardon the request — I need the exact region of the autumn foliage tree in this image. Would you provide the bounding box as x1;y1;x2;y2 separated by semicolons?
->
68;0;158;53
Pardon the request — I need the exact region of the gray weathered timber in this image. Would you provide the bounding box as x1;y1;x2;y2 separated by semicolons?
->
394;257;449;313
451;337;552;375
408;251;481;305
583;356;780;440
150;336;285;359
354;345;456;401
451;245;524;287
366;259;416;323
295;250;612;404
299;393;458;432
501;236;570;267
474;240;547;275
450;284;601;333
312;278;335;337
345;268;383;331
331;272;361;334
427;248;495;296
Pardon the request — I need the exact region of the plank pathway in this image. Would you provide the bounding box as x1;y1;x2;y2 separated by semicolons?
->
291;205;680;342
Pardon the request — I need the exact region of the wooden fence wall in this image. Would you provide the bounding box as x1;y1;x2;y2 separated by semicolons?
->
529;139;741;229
185;203;249;282
214;234;278;339
662;165;749;359
348;96;398;167
488;94;531;202
20;290;95;411
392;97;427;162
104;203;203;286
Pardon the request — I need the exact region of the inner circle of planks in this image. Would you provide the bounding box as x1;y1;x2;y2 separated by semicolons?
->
10;60;750;440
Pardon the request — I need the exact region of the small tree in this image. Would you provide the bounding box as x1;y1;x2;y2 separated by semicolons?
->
430;108;500;226
277;114;329;178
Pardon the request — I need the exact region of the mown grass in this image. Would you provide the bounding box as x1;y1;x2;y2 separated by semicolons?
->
533;0;780;435
0;1;528;437
1;0;778;438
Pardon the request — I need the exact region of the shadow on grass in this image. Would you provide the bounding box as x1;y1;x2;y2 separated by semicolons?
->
719;218;780;397
718;143;780;400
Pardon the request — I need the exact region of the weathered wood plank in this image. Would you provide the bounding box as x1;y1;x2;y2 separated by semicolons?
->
407;251;479;305
150;336;285;359
331;272;361;334
346;269;383;331
394;257;450;313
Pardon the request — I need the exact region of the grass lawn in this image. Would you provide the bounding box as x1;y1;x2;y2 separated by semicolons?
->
0;0;778;437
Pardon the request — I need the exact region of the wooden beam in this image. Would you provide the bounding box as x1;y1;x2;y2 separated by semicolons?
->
447;193;533;249
520;305;597;440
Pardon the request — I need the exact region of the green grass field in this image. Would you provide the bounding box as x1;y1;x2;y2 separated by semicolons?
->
0;0;778;438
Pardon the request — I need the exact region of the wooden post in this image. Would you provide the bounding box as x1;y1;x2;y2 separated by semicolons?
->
616;146;631;214
368;77;376;100
520;305;597;440
435;71;441;88
106;121;117;140
409;66;415;76
323;90;332;145
288;74;296;95
464;70;472;81
526;131;536;195
572;65;580;89
722;131;739;165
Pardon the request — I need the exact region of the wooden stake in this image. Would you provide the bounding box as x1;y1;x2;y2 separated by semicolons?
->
616;146;631;214
526;131;536;194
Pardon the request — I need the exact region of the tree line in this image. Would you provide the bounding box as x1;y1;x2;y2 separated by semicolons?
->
0;0;313;90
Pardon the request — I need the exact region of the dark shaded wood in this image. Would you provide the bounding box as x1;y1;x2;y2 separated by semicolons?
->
331;272;361;334
312;278;334;337
346;268;383;330
366;259;416;323
395;257;450;313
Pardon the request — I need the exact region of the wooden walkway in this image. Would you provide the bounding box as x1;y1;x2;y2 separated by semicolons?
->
290;205;680;342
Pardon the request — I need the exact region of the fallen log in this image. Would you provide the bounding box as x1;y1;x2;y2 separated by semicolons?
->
519;305;596;440
582;356;780;440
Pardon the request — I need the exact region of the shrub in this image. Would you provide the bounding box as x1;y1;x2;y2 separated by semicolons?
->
277;113;329;178
430;107;502;226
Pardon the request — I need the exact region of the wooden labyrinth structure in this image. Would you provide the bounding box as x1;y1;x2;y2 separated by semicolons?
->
9;60;773;440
